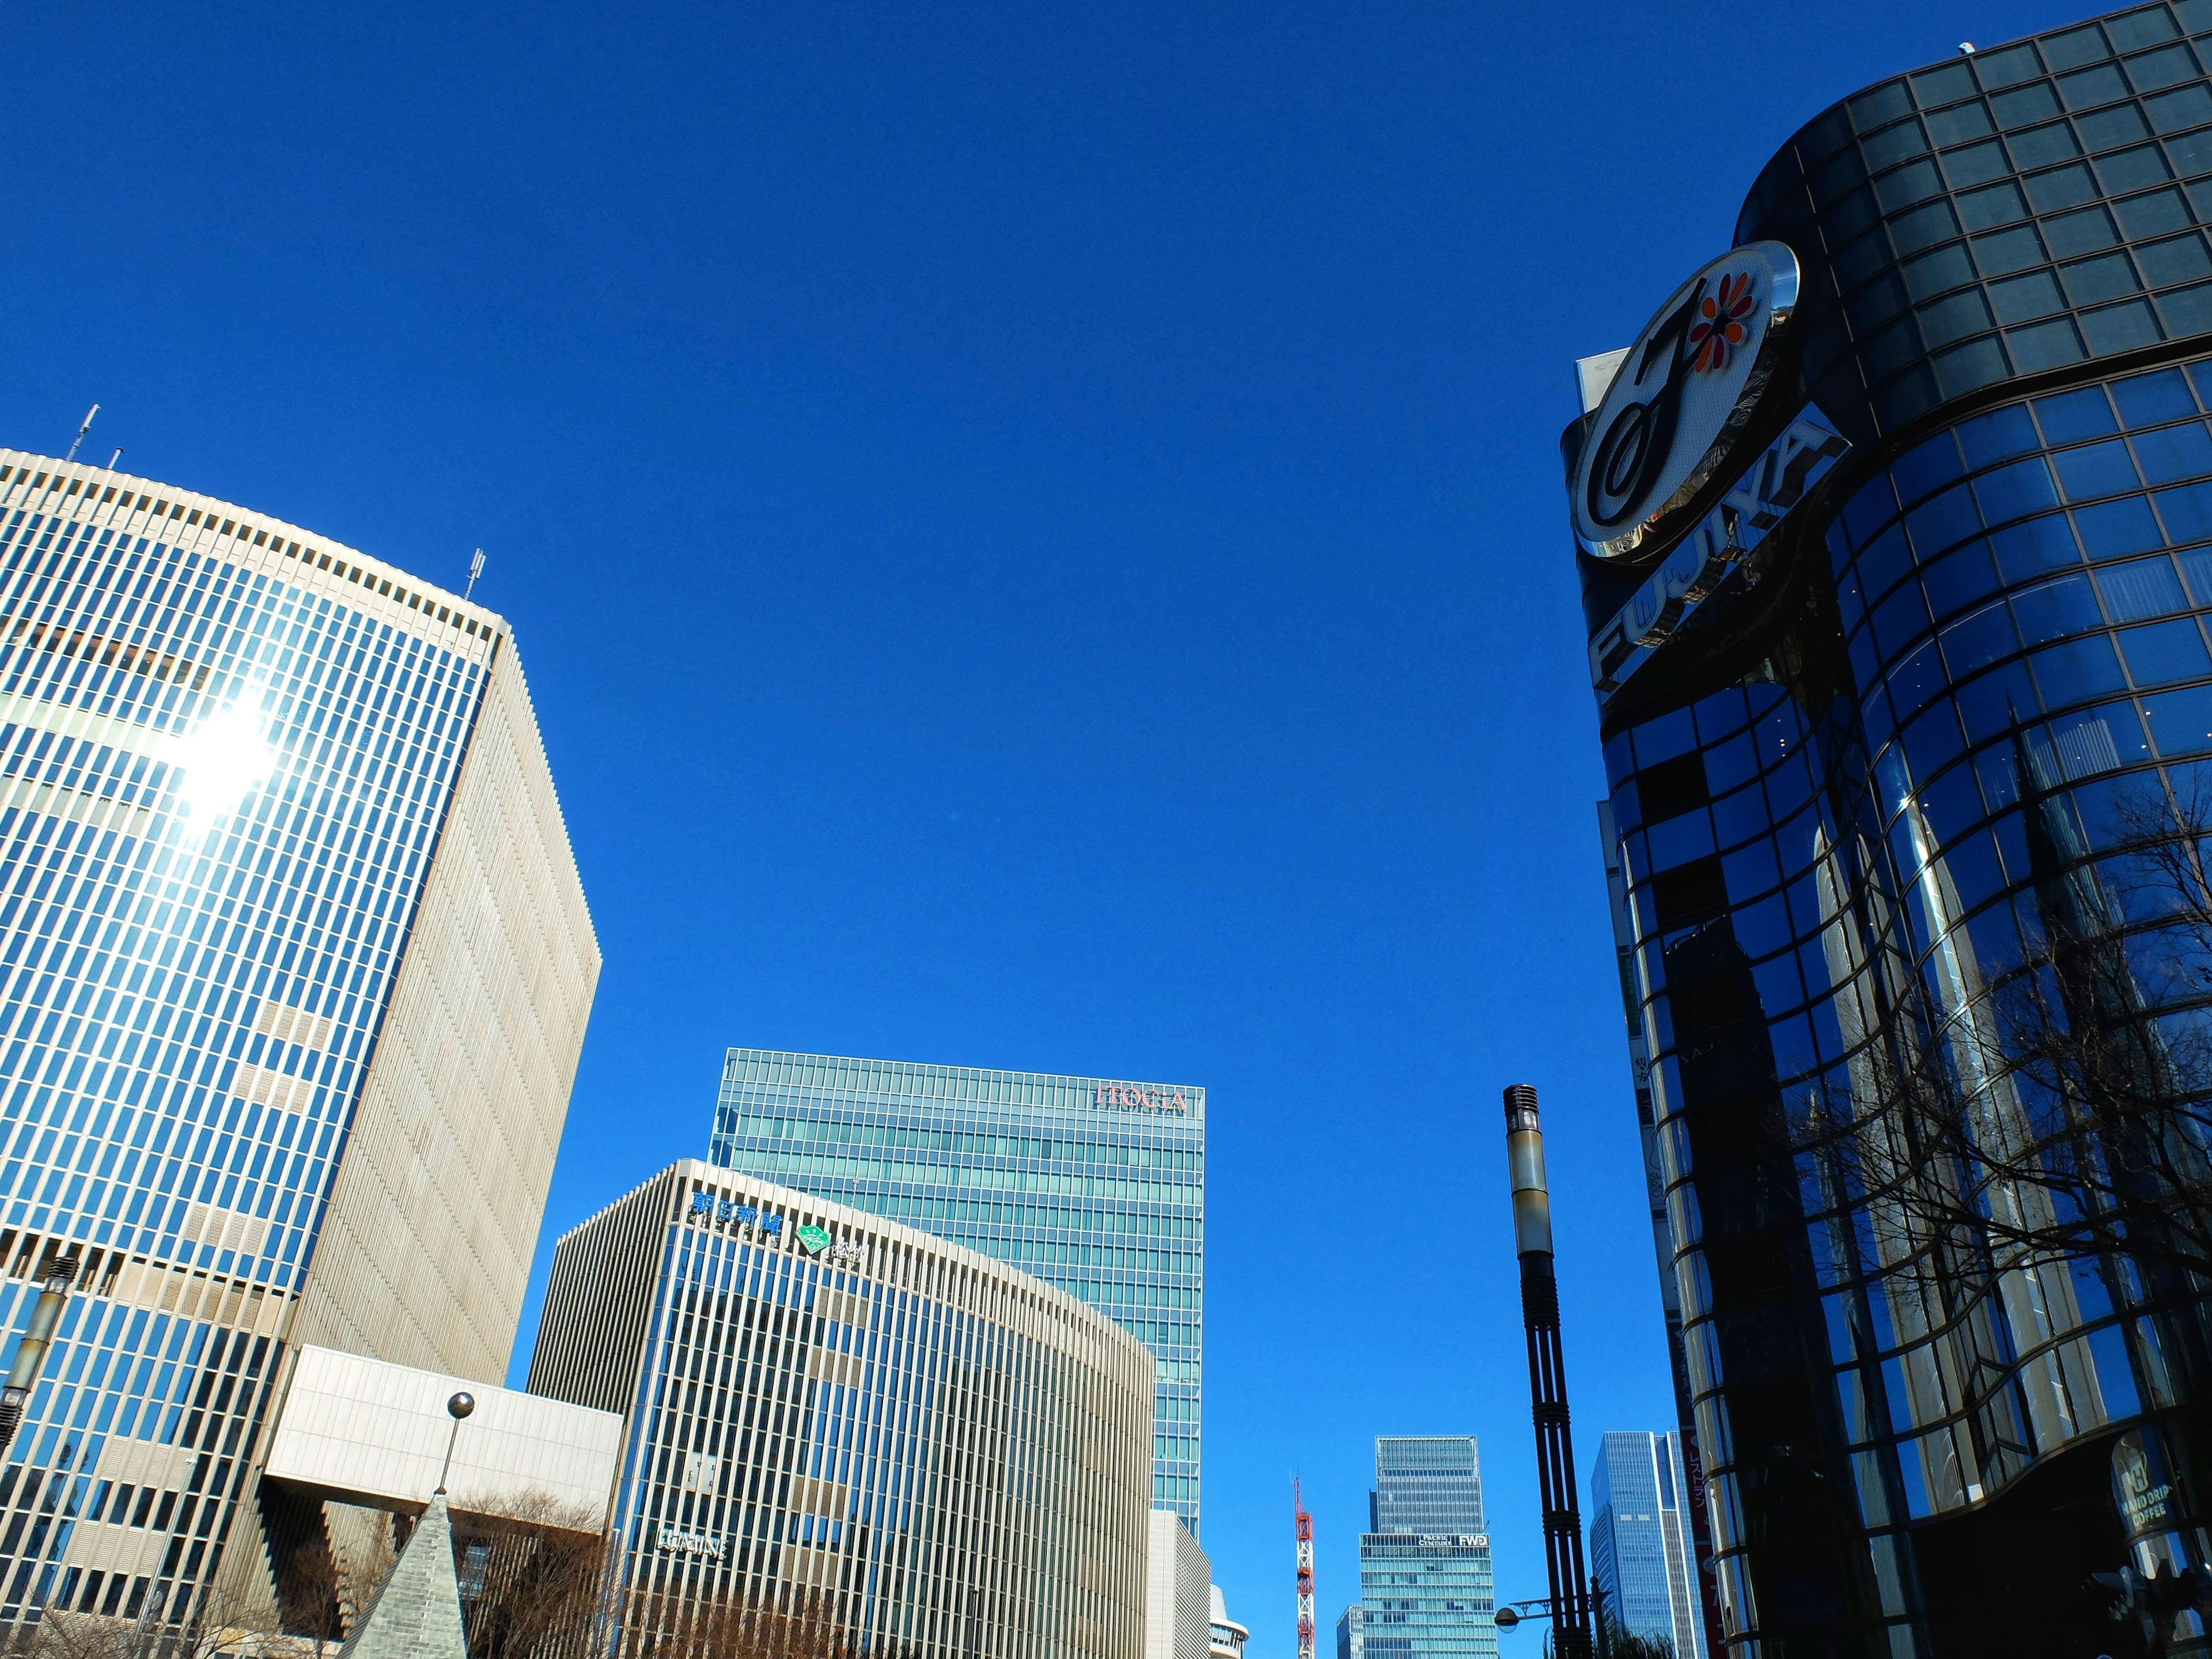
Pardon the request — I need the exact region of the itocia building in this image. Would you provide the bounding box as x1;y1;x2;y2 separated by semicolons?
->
710;1050;1205;1532
1569;8;2212;1654
527;1161;1154;1659
0;454;597;1626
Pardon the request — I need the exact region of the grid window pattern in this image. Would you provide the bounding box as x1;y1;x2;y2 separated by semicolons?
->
529;1164;1153;1659
1368;1437;1484;1535
1355;1438;1494;1659
0;454;502;1626
1354;1541;1493;1659
1740;1;2212;440
708;1051;1204;1532
1598;343;2212;1645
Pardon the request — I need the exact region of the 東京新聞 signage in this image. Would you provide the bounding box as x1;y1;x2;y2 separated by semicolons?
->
1571;241;1801;562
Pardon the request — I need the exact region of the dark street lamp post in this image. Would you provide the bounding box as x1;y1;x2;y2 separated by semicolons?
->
1503;1084;1596;1659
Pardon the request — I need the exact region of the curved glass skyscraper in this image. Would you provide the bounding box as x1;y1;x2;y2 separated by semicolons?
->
1571;8;2212;1654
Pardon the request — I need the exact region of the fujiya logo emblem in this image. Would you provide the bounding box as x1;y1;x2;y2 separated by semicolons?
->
1571;241;1800;560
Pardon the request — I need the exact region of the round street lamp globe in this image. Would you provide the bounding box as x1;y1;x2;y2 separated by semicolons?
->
1494;1610;1521;1633
448;1392;476;1420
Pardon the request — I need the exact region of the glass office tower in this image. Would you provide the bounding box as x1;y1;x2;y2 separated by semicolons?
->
1589;1431;1706;1659
709;1050;1204;1530
0;453;597;1629
1354;1438;1494;1659
1570;6;2212;1653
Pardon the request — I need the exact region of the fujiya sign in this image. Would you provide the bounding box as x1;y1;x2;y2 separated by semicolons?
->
1095;1082;1190;1113
1571;242;1801;561
1587;407;1849;702
657;1524;725;1560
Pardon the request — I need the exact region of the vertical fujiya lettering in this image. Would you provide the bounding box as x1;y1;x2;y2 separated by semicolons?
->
1587;406;1849;700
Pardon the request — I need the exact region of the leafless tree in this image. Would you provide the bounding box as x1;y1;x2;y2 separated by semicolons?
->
1790;757;2212;1342
615;1584;868;1659
447;1491;606;1659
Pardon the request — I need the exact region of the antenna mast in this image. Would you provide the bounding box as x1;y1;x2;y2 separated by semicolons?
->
65;406;99;464
464;547;486;601
1294;1480;1316;1659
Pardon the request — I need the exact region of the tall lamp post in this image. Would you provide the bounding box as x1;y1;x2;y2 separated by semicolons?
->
0;1253;79;1453
1503;1084;1594;1659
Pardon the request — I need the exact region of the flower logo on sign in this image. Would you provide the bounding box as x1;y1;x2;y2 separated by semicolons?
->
1689;273;1756;372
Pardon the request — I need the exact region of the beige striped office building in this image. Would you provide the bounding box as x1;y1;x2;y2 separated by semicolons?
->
529;1161;1153;1659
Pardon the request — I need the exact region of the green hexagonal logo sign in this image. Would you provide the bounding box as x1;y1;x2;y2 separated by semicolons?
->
796;1224;832;1255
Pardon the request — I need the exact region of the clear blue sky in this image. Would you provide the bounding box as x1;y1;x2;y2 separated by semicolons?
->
0;0;2084;1645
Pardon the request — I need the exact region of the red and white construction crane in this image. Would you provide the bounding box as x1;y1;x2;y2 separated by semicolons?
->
1294;1480;1316;1659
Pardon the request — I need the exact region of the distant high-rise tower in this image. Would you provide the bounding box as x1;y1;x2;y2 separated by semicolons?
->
1589;1432;1706;1659
1357;1438;1495;1659
709;1050;1204;1529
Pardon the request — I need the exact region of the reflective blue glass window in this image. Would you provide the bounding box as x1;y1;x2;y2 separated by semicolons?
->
2074;494;2166;555
2153;477;2212;539
2037;385;2123;441
2143;681;2212;751
1906;481;1982;553
2031;634;2131;705
1921;540;2003;616
2094;552;2190;617
1991;512;2085;579
2119;616;2212;681
2054;438;2144;498
1892;433;1965;504
1957;403;2041;467
2113;366;2200;425
2128;419;2212;481
2015;570;2106;641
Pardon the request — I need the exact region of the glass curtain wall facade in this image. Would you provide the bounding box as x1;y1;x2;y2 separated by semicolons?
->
709;1050;1204;1530
1355;1438;1494;1659
1588;1431;1706;1659
0;454;594;1631
527;1161;1154;1659
1575;7;2212;1654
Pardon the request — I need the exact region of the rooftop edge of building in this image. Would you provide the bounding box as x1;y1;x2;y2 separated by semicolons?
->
721;1046;1207;1113
1;448;509;647
555;1158;1162;1368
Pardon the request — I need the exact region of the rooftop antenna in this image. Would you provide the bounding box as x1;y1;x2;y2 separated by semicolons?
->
105;449;123;472
464;547;486;601
64;405;99;464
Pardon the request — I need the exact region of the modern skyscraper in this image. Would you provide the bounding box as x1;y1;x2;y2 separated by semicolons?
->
1335;1603;1363;1659
1588;1432;1705;1659
0;453;597;1626
708;1050;1205;1529
1355;1438;1494;1659
1567;6;2212;1651
527;1161;1154;1659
